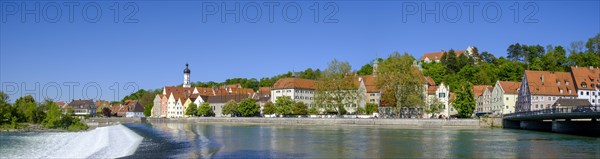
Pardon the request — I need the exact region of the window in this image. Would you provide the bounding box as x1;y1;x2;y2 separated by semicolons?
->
569;90;572;94
439;93;446;98
560;89;563;94
581;92;584;95
557;80;561;85
566;81;569;85
582;82;588;88
287;90;291;93
276;91;281;93
587;92;590;95
548;97;551;100
592;99;595;103
506;97;509;101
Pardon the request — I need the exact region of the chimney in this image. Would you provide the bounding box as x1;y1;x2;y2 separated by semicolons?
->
590;66;593;70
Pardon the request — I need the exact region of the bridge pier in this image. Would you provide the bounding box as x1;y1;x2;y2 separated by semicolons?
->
502;119;520;129
520;120;552;131
552;120;600;136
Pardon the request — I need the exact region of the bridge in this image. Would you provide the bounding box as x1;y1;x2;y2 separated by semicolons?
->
503;106;600;136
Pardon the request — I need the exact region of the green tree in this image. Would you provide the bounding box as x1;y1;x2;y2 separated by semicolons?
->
357;64;373;76
585;33;600;55
507;43;524;62
299;68;321;80
197;102;214;117
457;65;478;85
441;49;459;73
292;102;308;115
453;83;476;118
314;59;361;115
473;63;499;85
308;107;319;115
42;100;62;129
144;103;153;117
262;101;275;115
185;103;198;116
356;107;366;115
525;45;545;65
0;92;14;125
422;62;447;85
540;45;568;71
497;61;525;82
222;100;239;116
15;95;43;123
480;51;496;63
425;97;444;118
274;96;294;116
376;52;425;112
238;98;260;117
365;103;378;115
457;53;471;69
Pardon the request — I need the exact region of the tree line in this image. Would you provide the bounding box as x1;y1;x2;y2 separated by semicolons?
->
0;92;89;131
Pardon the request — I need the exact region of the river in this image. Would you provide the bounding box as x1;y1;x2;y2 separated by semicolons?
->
1;123;599;158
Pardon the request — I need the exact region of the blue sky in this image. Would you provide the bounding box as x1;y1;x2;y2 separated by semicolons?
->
1;0;599;102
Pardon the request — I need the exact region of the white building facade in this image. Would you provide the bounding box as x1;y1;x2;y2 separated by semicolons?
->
571;66;600;106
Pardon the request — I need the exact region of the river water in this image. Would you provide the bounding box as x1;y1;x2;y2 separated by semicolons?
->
1;123;599;158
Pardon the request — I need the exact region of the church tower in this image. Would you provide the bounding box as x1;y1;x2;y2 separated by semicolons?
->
373;59;379;77
183;63;191;88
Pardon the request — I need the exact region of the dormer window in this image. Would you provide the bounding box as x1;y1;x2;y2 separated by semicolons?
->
582;82;587;88
557;80;561;85
559;89;563;94
565;80;569;85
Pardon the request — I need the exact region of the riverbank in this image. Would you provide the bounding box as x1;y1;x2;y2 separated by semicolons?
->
148;117;481;128
0;123;71;132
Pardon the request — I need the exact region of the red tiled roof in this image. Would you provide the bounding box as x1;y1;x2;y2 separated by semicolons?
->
427;86;439;95
54;101;66;108
258;87;271;95
570;66;600;90
473;85;493;97
524;70;577;96
498;81;521;94
273;78;316;90
360;75;379;93
425;76;436;86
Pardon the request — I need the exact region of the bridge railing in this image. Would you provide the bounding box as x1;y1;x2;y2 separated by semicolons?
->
505;105;600;118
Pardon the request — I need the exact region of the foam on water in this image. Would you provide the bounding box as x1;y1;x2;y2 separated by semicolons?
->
0;124;143;159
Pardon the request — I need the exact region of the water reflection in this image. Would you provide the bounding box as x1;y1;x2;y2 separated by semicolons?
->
126;123;600;158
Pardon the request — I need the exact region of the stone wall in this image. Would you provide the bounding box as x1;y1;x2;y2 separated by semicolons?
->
479;117;503;128
147;117;480;128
